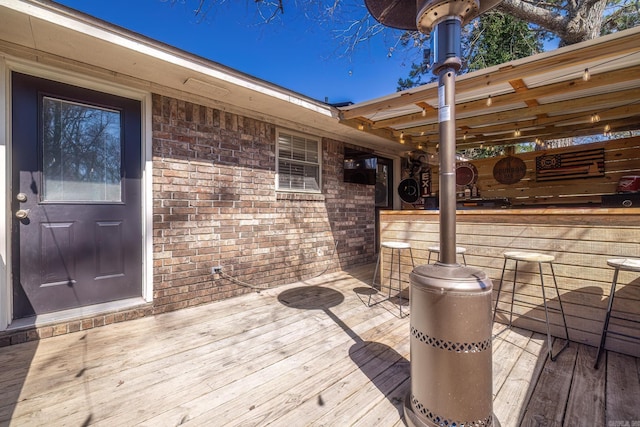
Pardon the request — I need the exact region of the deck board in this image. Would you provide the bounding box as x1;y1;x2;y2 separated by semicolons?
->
563;343;606;426
606;351;640;425
520;339;576;426
1;264;639;426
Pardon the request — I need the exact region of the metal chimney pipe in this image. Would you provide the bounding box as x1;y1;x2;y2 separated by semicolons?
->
437;64;458;264
433;17;462;265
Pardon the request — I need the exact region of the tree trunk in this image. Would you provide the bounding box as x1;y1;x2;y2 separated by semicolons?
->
497;0;607;46
561;0;607;45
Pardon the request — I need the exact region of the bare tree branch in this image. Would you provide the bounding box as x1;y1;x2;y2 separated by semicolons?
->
497;0;568;37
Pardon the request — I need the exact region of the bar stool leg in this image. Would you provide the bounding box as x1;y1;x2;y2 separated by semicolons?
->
388;248;395;301
368;248;382;307
399;248;415;318
539;262;569;361
462;253;467;266
538;262;554;361
396;248;403;317
509;260;519;327
492;258;509;323
549;262;570;351
594;267;620;369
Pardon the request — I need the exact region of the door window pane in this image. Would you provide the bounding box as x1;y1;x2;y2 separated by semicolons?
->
42;97;122;202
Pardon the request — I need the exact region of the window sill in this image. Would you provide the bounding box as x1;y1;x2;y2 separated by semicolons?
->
276;192;325;202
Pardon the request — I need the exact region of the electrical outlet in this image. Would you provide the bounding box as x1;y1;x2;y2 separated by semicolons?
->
212;266;222;274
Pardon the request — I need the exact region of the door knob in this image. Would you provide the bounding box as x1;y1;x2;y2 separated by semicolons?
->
16;193;27;202
15;209;29;219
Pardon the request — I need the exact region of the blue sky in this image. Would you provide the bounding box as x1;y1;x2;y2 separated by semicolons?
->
55;0;418;104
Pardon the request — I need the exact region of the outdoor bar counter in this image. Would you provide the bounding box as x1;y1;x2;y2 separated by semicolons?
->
379;207;640;358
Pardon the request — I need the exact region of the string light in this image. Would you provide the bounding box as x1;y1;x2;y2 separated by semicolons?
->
583;68;590;81
357;123;364;130
422;108;427;117
590;113;600;123
486;95;492;107
514;129;521;137
400;131;405;143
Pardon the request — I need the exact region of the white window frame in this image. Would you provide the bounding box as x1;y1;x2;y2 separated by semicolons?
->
276;129;322;193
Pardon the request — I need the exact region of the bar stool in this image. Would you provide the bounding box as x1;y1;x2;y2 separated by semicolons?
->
427;245;467;265
594;258;640;369
369;241;415;317
493;251;570;361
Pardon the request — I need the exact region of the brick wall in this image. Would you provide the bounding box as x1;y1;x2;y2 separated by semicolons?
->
0;93;377;347
151;94;376;315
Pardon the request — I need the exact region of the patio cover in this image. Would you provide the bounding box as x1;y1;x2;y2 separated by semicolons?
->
338;26;640;154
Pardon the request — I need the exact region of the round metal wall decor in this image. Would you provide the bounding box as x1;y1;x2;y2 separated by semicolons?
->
398;178;421;203
455;162;478;188
493;156;527;185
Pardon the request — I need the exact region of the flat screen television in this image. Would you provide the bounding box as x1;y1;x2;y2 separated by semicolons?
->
344;148;377;185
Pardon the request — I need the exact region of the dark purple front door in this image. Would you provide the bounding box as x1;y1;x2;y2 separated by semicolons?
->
11;73;143;318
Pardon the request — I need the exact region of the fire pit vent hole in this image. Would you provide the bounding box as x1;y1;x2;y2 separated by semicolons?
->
411;326;491;353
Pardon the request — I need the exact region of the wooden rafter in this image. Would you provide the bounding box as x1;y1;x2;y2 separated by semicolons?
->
339;27;640;152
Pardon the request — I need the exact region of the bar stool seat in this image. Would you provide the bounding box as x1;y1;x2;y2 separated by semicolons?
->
427;245;467;265
369;241;415;317
594;258;640;368
493;251;570;361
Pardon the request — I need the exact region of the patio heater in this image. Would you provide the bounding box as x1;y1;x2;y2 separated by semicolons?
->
364;1;502;426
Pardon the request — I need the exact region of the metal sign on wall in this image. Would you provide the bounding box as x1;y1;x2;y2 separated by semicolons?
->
455;162;478;189
420;168;432;197
493;156;527;185
536;147;605;181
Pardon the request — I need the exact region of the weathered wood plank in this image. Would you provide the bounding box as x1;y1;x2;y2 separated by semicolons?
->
563;343;606;426
520;339;576;426
206;318;408;425
492;326;535;398
493;332;546;427
605;351;640;425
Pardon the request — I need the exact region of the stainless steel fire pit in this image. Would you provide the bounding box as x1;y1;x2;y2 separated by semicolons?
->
405;263;494;427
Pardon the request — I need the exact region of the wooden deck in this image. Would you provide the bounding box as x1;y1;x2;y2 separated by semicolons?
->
1;264;639;426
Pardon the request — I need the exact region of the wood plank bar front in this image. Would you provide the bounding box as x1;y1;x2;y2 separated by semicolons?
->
379;208;640;358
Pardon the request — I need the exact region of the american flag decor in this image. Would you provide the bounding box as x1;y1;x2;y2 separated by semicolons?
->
535;147;605;181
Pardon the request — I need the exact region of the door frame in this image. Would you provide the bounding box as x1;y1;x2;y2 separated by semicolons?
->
0;57;154;331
